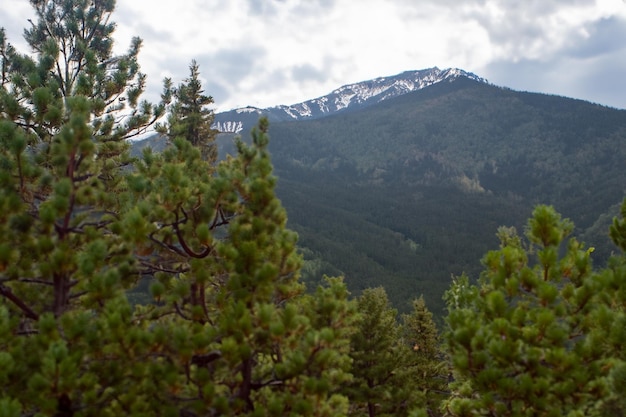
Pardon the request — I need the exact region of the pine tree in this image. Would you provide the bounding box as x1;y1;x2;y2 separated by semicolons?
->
443;205;623;416
344;287;418;417
131;117;359;415
0;2;358;416
162;59;218;163
593;198;626;415
0;0;166;315
401;296;448;416
0;1;168;414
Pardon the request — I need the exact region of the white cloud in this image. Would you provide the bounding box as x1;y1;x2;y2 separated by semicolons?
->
3;0;626;110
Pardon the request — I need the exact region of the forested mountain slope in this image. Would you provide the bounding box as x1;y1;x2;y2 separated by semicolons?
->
261;77;626;315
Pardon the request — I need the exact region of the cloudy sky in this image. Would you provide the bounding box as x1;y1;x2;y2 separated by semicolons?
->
2;0;626;112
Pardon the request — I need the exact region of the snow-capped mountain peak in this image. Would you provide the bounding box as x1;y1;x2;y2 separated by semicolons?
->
213;67;487;133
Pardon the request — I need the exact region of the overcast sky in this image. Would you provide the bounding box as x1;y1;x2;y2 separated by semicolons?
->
3;0;626;112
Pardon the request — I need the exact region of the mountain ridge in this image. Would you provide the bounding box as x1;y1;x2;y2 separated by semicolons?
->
212;67;488;133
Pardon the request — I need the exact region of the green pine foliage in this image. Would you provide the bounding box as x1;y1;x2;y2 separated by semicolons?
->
125;118;358;415
443;205;626;416
0;2;358;416
344;287;444;417
160;59;219;163
401;296;448;416
597;199;626;414
0;1;165;414
344;287;410;417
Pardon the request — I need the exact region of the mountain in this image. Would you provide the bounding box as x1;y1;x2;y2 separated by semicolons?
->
261;77;626;317
212;67;487;133
133;70;626;318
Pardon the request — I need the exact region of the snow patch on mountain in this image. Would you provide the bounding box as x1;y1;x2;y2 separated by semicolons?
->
235;106;263;114
214;121;243;133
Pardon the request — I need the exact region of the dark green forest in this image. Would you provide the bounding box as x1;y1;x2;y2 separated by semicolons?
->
248;78;626;315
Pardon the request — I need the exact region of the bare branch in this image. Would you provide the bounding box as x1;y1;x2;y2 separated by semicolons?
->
0;284;39;320
173;209;212;259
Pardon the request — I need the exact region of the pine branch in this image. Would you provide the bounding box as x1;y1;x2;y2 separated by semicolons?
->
0;283;39;320
173;209;211;259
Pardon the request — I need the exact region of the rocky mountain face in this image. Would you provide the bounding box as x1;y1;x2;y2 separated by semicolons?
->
212;67;488;133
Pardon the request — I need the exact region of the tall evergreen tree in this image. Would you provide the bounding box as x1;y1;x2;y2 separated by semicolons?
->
401;296;448;416
345;287;399;417
0;0;169;326
162;59;218;162
126;118;358;415
345;287;426;417
0;2;358;415
0;1;166;414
